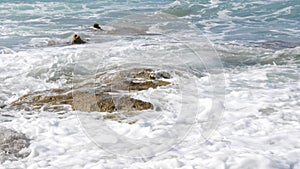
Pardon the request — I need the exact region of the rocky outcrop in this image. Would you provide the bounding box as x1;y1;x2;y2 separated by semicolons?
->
72;92;153;112
9;68;171;113
93;23;103;30
0;127;30;163
94;68;171;91
10;89;73;112
72;34;86;44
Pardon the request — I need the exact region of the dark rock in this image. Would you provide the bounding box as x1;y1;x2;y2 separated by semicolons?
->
72;34;86;44
93;23;103;30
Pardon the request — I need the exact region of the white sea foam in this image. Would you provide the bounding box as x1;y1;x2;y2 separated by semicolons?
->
0;1;299;168
1;42;299;169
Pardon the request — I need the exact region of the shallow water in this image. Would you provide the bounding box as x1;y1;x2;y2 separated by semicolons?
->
0;0;300;168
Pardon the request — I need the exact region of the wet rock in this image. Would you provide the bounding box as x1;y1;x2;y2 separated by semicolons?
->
73;92;152;112
0;104;6;109
127;80;170;91
10;88;148;123
93;23;103;30
10;89;73;112
150;70;171;79
11;89;153;113
95;68;171;91
72;34;86;44
10;68;171;114
0;127;30;163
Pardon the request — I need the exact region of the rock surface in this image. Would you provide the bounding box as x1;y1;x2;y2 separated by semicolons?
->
0;127;30;163
9;68;171;113
72;34;86;44
72;92;153;112
94;68;171;91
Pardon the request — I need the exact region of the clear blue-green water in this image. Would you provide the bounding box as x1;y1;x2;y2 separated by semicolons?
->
0;1;300;168
0;0;299;105
1;0;299;48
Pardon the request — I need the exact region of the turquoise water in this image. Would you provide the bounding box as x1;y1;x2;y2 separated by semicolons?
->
0;1;300;167
1;0;299;49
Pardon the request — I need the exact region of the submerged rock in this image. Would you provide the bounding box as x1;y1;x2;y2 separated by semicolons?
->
258;40;300;50
9;68;171;114
106;26;146;35
0;127;30;163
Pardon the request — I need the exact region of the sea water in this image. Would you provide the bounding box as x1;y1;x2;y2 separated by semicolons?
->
0;0;300;168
